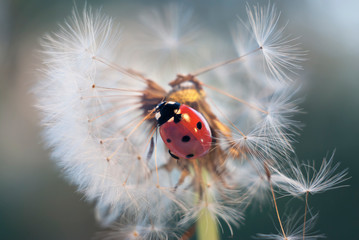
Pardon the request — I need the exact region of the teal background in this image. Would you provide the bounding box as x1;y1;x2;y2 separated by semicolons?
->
0;0;358;239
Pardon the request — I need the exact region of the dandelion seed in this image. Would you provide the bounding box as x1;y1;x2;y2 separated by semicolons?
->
256;213;325;240
272;151;349;197
235;4;306;83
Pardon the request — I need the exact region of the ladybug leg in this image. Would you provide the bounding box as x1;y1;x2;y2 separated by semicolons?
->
146;136;155;160
174;167;190;191
168;150;180;160
153;157;191;191
153;156;185;172
155;157;178;172
160;157;191;191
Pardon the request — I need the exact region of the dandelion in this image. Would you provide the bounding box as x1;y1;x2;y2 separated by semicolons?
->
34;3;347;240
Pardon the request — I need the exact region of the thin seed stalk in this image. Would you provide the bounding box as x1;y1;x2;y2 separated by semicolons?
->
303;191;309;240
269;181;287;240
197;168;219;240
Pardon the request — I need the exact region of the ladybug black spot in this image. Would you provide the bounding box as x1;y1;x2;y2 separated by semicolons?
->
197;121;202;129
166;138;171;143
186;154;194;158
182;135;190;142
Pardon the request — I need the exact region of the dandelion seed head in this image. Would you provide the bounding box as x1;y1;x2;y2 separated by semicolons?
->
36;3;301;227
34;2;346;239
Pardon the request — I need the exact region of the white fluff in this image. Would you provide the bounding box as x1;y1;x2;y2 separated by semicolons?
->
35;4;347;240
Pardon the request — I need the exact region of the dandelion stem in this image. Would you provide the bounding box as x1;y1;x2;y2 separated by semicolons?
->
197;169;219;240
303;191;309;240
197;208;220;240
191;47;262;76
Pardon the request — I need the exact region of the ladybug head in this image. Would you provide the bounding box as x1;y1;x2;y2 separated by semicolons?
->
155;101;181;126
155;101;166;111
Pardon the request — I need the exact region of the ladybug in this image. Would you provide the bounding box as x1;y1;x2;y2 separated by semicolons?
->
155;101;212;159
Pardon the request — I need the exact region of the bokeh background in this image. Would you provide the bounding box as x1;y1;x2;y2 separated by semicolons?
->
1;0;358;239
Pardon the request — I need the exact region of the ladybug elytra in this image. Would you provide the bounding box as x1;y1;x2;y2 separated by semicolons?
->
155;101;212;159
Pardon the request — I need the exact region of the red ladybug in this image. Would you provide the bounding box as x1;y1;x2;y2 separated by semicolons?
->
155;101;212;159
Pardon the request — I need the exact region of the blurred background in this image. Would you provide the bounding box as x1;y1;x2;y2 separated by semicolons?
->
0;0;358;239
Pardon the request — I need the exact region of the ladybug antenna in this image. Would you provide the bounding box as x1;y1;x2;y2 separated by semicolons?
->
152;97;167;113
161;96;167;105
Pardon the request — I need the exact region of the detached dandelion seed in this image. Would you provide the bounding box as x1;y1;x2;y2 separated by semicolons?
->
273;151;349;197
256;213;325;240
34;3;349;240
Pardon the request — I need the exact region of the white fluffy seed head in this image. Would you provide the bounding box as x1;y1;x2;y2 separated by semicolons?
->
35;2;302;229
34;3;345;240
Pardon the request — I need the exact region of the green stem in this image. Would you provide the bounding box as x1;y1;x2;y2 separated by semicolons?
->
196;169;219;240
197;208;220;240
